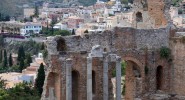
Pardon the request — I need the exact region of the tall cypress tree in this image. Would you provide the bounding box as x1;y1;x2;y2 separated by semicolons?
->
35;63;45;95
26;53;32;66
3;50;7;69
8;53;13;67
34;5;39;17
19;58;25;72
0;50;2;63
17;46;25;62
0;36;4;49
72;29;75;35
40;42;45;50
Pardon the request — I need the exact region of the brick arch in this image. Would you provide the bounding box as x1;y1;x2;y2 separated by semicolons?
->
123;56;145;78
123;57;144;100
45;72;61;100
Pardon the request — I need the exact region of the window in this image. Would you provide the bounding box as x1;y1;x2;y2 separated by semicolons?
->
136;12;143;22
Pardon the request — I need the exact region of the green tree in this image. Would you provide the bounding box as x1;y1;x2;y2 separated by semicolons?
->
17;46;25;62
42;49;48;59
4;15;10;21
0;50;2;63
40;42;45;50
0;77;6;89
160;46;171;59
25;53;32;66
4;82;40;100
72;29;75;35
19;58;25;72
121;0;128;4
34;5;39;17
50;17;57;35
8;53;13;67
0;36;4;49
35;63;45;95
3;50;7;69
0;89;10;100
53;30;71;36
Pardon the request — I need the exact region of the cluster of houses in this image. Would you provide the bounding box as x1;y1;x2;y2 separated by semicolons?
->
23;0;126;35
0;0;133;36
0;0;184;37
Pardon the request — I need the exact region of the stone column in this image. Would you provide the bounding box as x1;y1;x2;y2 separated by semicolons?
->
116;56;122;100
87;57;92;100
66;58;72;100
103;52;108;100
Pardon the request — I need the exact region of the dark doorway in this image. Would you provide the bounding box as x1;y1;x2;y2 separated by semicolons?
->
46;72;60;99
156;66;163;90
57;38;66;51
72;70;79;100
136;12;143;22
92;71;96;95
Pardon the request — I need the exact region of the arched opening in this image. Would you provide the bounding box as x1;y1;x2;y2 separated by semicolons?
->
46;72;60;100
125;60;142;100
156;66;163;90
136;12;143;22
72;70;79;100
92;71;96;95
57;38;66;51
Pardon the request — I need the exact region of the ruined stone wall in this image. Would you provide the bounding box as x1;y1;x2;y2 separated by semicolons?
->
42;27;173;100
171;35;185;96
62;27;169;53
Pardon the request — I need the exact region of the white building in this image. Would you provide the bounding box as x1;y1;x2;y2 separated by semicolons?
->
20;22;42;36
53;22;68;30
106;17;117;29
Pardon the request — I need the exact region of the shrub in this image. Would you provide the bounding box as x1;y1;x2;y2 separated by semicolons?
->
42;49;48;59
84;30;89;33
160;47;171;59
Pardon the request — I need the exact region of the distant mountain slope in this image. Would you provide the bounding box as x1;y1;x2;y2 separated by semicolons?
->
0;0;108;17
0;0;33;16
0;0;18;16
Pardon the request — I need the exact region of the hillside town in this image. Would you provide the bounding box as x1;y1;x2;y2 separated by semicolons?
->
0;0;181;37
0;0;185;37
1;0;185;100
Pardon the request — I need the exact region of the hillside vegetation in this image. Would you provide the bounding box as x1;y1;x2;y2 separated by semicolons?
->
172;0;183;6
0;0;106;16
